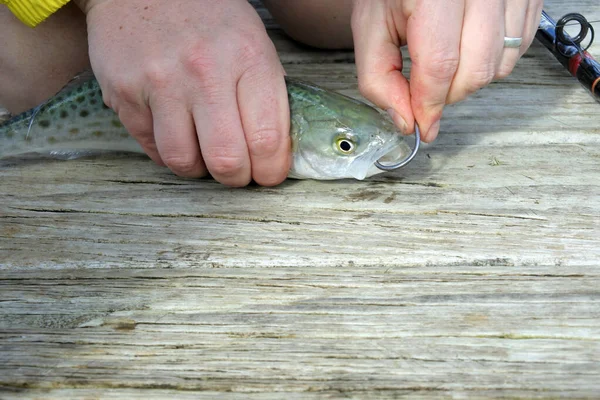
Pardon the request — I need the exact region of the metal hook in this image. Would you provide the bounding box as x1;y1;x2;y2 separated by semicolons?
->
375;124;421;171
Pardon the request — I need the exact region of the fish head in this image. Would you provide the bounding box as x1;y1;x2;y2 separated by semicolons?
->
288;80;412;180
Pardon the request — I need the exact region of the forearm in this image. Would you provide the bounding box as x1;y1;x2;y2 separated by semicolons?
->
73;0;354;50
262;0;354;49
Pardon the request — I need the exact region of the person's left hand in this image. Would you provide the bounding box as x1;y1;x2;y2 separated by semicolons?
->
351;0;544;143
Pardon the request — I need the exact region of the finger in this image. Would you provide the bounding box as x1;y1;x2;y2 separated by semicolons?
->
447;0;505;104
407;0;465;142
115;101;164;166
497;0;528;79
237;59;291;186
351;0;413;134
97;73;165;165
150;95;207;178
521;0;544;57
193;81;252;187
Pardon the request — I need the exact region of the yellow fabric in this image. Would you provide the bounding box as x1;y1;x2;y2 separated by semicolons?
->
1;0;71;27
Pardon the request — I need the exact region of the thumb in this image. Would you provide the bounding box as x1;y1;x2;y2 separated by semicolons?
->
351;0;414;135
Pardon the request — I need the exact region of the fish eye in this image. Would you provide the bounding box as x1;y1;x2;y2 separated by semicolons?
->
335;137;356;155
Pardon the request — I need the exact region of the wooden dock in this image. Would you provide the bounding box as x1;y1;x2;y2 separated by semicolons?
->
1;1;599;398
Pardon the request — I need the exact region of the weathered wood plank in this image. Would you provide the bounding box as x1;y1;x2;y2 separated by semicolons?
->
1;266;599;396
1;140;598;268
1;0;600;398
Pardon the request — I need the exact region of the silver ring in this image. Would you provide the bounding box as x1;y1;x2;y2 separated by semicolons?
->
504;36;523;48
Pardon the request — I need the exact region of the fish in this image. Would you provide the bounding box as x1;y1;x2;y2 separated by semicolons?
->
0;73;412;180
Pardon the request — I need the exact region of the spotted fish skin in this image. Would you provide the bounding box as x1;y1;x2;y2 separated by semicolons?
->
0;75;141;158
1;73;409;180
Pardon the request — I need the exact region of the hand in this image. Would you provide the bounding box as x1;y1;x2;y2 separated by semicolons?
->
351;0;544;142
75;0;291;186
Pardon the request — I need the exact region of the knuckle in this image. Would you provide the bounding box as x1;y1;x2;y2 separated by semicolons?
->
246;128;284;158
145;62;171;90
128;127;151;143
118;112;152;138
410;99;443;125
239;39;265;65
131;131;155;151
237;45;270;79
161;153;202;176
466;65;496;92
110;79;139;105
236;27;267;60
207;153;247;178
183;44;218;80
234;27;276;77
254;168;288;187
416;52;460;80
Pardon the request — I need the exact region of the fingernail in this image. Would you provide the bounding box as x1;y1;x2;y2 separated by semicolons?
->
424;120;441;142
387;108;408;134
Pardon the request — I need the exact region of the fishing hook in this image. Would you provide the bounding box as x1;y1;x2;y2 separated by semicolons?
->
375;125;421;171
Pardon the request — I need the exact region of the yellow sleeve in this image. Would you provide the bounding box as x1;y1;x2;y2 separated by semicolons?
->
1;0;71;27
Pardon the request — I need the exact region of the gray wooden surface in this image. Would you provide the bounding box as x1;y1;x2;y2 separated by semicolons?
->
1;1;600;398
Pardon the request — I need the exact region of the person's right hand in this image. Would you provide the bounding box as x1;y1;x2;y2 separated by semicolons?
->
351;0;543;143
75;0;291;187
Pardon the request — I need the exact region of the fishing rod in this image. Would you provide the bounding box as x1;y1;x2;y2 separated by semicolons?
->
536;10;600;102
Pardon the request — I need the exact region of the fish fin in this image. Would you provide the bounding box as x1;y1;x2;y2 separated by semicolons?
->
55;69;97;95
26;104;43;140
1;72;95;128
25;69;98;138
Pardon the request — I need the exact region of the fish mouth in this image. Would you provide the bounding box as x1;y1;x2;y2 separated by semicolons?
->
347;133;415;180
374;127;420;172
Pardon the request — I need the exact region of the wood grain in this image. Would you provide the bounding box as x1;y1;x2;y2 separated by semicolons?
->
1;1;599;398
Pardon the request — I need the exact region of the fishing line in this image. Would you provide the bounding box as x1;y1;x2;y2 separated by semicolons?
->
561;19;600;27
